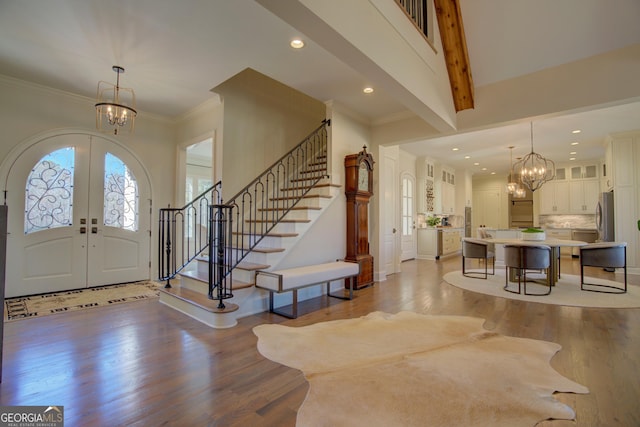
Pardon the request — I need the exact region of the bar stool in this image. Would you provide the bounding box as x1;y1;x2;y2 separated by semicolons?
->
580;242;627;293
462;238;495;279
504;244;552;296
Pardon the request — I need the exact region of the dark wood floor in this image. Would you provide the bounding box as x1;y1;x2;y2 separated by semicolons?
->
1;255;638;426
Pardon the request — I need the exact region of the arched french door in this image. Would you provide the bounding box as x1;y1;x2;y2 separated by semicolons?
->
2;131;151;298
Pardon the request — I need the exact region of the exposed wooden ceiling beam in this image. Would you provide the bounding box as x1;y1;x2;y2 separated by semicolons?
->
434;0;474;112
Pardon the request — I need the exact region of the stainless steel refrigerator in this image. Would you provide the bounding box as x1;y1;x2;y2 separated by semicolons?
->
596;191;614;242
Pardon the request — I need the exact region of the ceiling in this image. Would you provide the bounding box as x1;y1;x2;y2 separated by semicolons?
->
1;0;639;176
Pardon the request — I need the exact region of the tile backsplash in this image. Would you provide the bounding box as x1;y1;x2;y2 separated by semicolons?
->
539;214;596;229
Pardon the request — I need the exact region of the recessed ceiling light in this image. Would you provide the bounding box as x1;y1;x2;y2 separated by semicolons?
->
363;87;374;94
490;171;496;175
464;155;471;159
571;142;579;146
570;151;577;155
569;157;576;161
571;129;581;134
452;148;459;151
290;39;305;49
473;162;480;166
481;167;487;171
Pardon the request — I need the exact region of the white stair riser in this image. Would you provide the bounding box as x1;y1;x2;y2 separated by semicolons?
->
159;293;237;329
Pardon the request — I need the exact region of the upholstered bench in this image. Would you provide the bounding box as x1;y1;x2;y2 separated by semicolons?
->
255;261;360;318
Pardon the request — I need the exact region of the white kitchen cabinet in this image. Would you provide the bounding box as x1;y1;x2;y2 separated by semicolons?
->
437;166;455;214
440;181;455;214
441;229;461;256
606;135;639;271
539;180;569;214
570;164;598;179
569;179;599;213
602;143;613;190
417;228;461;259
417;228;438;260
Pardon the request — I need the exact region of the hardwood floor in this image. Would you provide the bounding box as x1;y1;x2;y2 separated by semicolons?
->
1;255;638;426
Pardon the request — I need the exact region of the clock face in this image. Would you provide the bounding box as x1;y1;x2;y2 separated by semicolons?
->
358;162;369;191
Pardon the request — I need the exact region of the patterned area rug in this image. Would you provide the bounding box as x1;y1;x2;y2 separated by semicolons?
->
443;270;639;308
3;281;160;321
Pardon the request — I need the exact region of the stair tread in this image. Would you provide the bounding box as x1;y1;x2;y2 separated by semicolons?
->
159;286;239;313
231;246;285;253
258;206;321;211
237;261;270;270
271;195;331;201
246;219;311;223
180;270;254;290
231;231;299;238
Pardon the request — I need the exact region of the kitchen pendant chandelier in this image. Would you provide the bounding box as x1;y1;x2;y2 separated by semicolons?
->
512;122;555;192
95;65;137;135
513;185;527;199
506;146;527;198
505;146;519;194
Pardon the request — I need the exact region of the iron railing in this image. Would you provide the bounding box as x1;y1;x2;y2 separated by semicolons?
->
158;181;223;286
157;120;331;309
207;119;330;307
396;0;429;38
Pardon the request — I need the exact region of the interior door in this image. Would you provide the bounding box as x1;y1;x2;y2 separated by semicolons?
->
5;133;150;297
382;147;400;277
400;173;417;261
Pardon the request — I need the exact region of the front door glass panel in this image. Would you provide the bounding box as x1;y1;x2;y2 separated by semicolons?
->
104;152;139;231
24;147;75;234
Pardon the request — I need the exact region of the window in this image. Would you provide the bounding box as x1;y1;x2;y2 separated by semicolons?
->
104;152;139;231
24;147;75;234
402;177;413;236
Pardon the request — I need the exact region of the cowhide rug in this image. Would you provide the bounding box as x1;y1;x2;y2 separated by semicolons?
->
253;311;588;427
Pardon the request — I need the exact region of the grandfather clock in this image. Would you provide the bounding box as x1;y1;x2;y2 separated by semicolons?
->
344;146;374;289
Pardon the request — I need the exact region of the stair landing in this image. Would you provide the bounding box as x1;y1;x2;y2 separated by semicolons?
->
159;286;239;329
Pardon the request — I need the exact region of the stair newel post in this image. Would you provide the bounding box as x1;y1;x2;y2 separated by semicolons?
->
161;205;173;288
209;203;230;309
223;205;234;306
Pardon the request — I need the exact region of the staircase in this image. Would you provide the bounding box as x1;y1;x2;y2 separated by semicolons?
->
157;120;338;328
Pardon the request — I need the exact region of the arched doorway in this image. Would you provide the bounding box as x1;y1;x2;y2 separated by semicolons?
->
1;130;152;297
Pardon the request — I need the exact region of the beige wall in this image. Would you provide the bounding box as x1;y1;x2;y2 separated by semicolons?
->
213;68;326;198
0;76;177;278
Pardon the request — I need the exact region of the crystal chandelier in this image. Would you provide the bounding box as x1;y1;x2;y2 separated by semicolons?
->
512;122;555;192
95;66;137;135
